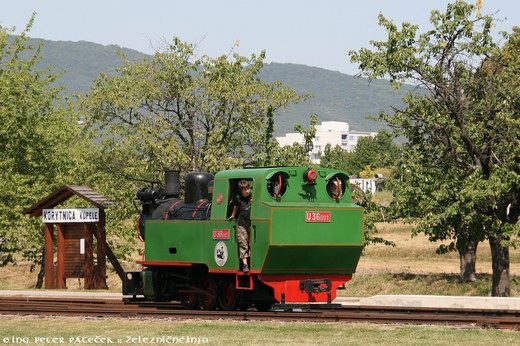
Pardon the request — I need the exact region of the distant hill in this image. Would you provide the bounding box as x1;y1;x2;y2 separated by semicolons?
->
259;63;413;134
32;38;413;135
32;38;149;94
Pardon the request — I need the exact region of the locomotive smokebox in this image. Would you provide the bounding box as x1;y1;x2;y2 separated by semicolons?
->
185;172;214;204
164;170;180;198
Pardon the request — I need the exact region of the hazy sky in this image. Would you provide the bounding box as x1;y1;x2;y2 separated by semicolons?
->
1;0;518;75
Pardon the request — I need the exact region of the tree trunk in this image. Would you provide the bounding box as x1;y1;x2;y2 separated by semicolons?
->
489;234;510;297
458;238;478;282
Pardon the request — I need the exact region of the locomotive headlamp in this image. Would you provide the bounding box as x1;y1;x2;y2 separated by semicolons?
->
136;187;164;203
304;168;318;183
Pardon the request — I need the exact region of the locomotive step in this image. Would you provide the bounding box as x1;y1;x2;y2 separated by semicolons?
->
236;273;254;290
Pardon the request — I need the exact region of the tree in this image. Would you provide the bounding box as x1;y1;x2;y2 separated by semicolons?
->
320;144;352;171
80;39;302;182
0;16;80;286
471;26;520;293
256;110;316;167
78;40;306;254
350;1;520;295
348;131;400;175
387;148;486;282
319;130;399;176
268;114;317;167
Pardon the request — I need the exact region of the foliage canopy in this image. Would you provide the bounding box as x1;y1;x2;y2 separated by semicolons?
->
350;0;520;295
81;39;303;180
0;16;80;270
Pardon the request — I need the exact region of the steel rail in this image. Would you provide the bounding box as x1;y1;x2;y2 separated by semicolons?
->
0;297;518;330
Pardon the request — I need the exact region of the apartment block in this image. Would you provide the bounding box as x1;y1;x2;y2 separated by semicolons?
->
276;121;376;163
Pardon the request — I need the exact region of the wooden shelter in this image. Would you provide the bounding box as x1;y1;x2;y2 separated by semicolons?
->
25;186;122;289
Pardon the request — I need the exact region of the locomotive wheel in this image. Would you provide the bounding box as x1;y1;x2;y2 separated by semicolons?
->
218;279;240;311
180;292;200;309
199;277;218;310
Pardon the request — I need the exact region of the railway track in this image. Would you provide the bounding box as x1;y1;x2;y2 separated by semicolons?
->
0;296;518;329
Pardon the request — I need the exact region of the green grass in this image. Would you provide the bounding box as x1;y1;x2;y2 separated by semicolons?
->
0;316;518;346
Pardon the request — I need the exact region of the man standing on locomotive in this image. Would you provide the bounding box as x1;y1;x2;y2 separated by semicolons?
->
227;180;252;273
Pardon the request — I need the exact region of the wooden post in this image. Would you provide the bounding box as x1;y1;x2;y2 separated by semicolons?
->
44;224;55;289
56;224;66;289
105;243;126;282
84;224;94;289
94;209;108;289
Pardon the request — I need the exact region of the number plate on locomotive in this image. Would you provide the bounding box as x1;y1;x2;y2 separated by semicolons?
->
213;229;230;240
305;211;331;223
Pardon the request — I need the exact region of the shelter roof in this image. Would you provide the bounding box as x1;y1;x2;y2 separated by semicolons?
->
25;185;112;217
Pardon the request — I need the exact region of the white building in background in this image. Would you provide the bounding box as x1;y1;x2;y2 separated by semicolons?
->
349;178;378;194
276;121;377;164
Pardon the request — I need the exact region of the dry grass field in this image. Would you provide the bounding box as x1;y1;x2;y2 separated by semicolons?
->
0;221;518;296
344;221;520;297
361;222;520;275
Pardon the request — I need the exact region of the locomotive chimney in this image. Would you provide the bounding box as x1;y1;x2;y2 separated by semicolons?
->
164;170;180;198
